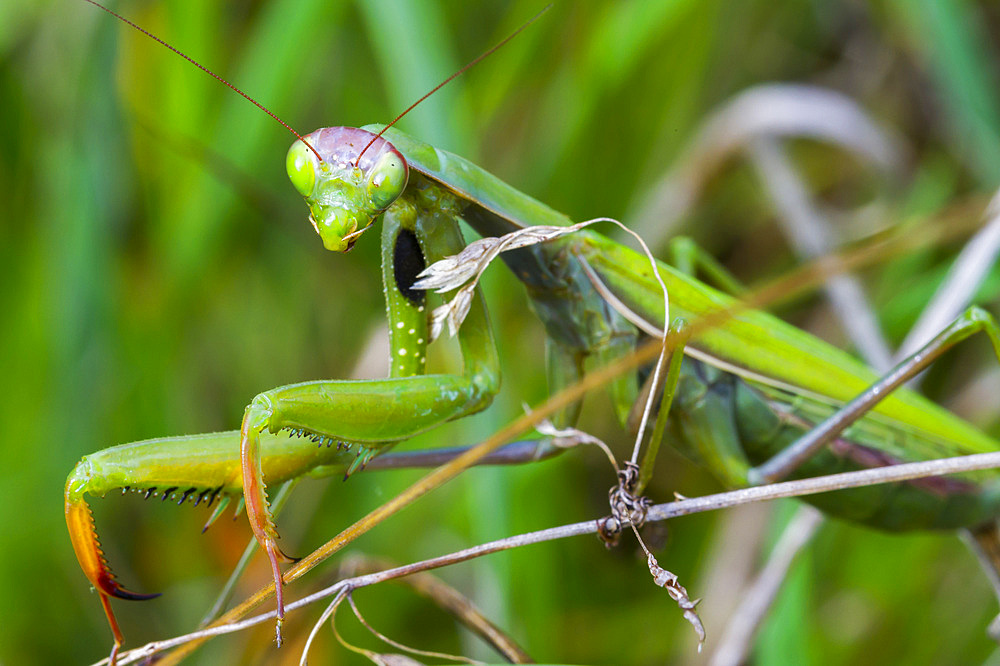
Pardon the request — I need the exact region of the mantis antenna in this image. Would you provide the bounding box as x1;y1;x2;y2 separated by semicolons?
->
87;0;550;168
355;4;553;166
83;0;324;163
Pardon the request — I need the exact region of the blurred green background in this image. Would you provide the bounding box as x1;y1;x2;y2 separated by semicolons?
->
5;0;1000;663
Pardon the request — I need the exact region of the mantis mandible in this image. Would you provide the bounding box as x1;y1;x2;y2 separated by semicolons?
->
67;3;1000;664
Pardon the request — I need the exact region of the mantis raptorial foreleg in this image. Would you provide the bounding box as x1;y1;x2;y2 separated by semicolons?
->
238;185;500;641
66;179;503;659
64;428;357;665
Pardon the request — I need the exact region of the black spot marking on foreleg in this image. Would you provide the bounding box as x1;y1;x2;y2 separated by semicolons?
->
393;228;426;304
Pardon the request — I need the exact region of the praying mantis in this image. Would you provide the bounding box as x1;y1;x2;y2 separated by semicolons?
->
64;2;1000;664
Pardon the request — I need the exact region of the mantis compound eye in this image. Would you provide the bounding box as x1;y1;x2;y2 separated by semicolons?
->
367;150;408;211
286;139;317;197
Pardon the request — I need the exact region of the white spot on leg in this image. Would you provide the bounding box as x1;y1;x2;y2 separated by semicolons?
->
398;348;407;356
396;322;404;329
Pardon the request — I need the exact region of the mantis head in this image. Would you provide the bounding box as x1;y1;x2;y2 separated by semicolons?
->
287;127;409;252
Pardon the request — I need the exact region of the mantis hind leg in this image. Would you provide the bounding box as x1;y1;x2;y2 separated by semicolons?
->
740;306;1000;633
661;307;1000;531
240;196;500;642
748;306;1000;486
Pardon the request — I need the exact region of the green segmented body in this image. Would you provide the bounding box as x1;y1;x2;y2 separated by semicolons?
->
69;124;1000;666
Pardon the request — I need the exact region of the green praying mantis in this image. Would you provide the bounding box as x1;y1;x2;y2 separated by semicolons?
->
67;2;1000;664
